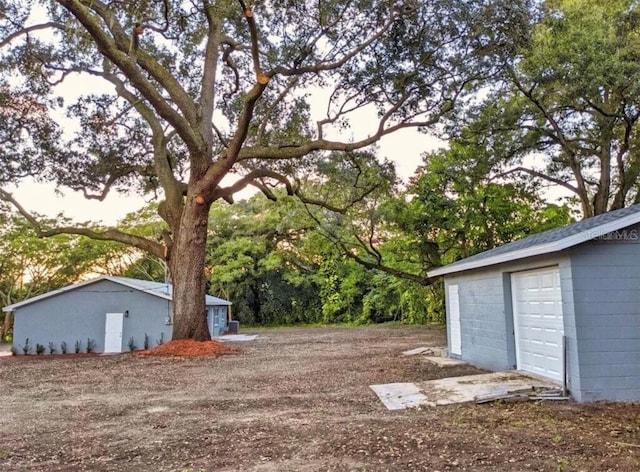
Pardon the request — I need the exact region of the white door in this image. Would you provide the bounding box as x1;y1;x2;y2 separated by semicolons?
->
448;284;462;356
511;268;564;381
104;312;124;353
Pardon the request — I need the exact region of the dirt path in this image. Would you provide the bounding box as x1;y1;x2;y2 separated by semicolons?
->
1;325;639;471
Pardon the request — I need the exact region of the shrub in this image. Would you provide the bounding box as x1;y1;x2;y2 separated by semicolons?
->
48;342;56;354
10;346;17;356
144;333;149;350
156;332;165;346
86;338;96;353
60;341;68;354
74;340;82;354
128;337;136;352
35;343;45;355
21;338;31;355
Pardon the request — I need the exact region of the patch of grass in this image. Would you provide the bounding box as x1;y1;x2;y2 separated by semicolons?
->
557;457;569;471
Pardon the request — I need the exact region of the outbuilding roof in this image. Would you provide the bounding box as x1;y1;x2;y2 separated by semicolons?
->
427;203;640;278
2;276;232;312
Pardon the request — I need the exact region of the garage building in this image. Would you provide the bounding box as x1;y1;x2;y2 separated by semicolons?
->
428;204;640;402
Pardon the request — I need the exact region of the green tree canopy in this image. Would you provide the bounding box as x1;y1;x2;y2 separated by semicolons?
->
457;0;640;217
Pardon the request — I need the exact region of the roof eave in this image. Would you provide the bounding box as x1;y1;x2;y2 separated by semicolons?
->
427;211;640;278
427;241;562;277
2;277;107;312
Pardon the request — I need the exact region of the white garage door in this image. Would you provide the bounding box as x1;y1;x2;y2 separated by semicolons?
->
511;267;564;382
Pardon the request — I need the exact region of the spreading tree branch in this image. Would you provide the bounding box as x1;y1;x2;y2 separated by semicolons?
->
492;166;579;194
302;205;434;286
0;22;63;48
0;188;164;258
58;0;202;153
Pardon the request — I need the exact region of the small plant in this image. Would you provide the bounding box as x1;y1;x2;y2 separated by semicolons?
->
557;458;569;472
10;346;17;356
144;333;149;350
21;338;31;355
35;343;45;355
74;340;82;354
156;332;165;346
86;338;96;353
60;341;68;354
128;337;137;352
48;342;56;354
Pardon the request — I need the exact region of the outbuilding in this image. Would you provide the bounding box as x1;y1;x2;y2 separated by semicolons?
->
427;204;640;402
3;276;232;354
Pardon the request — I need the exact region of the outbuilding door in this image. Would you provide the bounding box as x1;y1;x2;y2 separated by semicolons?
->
447;284;462;356
511;267;564;382
104;312;124;353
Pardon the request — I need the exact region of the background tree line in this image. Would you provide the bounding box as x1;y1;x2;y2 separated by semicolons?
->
0;151;571;334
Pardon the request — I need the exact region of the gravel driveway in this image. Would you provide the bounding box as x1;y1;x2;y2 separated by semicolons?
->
1;325;639;471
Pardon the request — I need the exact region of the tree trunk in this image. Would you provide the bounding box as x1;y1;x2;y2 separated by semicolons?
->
3;311;12;339
169;199;211;341
250;280;262;325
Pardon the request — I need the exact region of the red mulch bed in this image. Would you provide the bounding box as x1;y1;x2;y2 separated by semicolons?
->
0;340;238;361
136;339;238;358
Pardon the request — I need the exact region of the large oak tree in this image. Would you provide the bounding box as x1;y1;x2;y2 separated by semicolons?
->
0;0;528;340
459;0;640;218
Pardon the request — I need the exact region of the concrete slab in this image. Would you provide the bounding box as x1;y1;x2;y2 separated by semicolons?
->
371;372;557;410
369;383;428;410
402;346;448;357
402;347;431;356
423;347;448;357
216;334;259;342
423;356;467;367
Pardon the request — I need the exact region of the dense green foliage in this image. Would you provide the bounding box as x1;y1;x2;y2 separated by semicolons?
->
203;195;443;326
459;0;640;217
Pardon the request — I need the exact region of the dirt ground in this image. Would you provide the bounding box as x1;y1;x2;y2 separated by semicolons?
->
1;325;639;472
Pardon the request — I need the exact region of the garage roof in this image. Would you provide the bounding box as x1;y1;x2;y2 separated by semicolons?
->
428;203;640;278
3;276;232;312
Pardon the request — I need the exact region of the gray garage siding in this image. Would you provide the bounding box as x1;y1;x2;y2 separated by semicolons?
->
13;279;171;354
445;254;580;389
445;271;512;371
567;228;640;402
